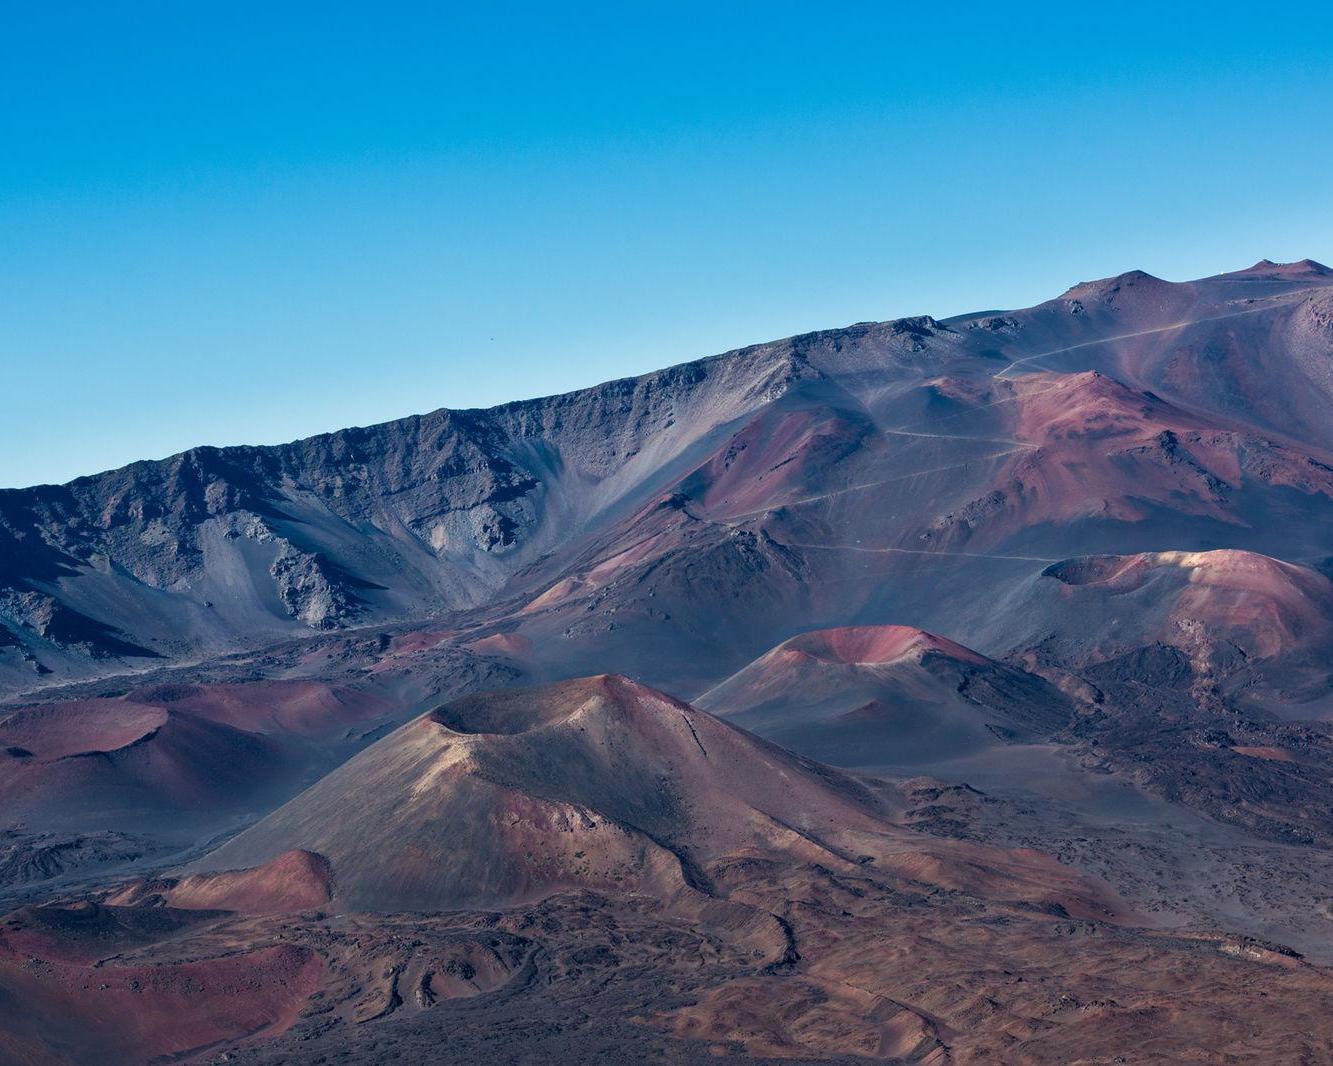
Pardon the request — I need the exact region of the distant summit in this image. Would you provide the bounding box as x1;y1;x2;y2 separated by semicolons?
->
1224;258;1333;279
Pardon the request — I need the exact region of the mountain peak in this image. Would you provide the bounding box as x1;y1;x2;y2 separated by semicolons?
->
427;673;668;736
780;625;991;667
1059;269;1170;303
1227;258;1333;279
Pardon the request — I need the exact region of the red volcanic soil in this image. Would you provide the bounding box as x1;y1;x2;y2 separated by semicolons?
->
124;678;393;738
697;625;1071;770
465;631;535;658
0;898;322;1062
108;850;333;914
0;922;321;1064
1011;369;1176;442
783;624;991;666
1023;266;1333;453
387;627;457;655
0;680;402;832
987;548;1333;724
0;700;168;760
1026;549;1333;672
922;369;1333;552
193;674;877;911
676;402;873;518
1045;549;1333;658
0;699;289;827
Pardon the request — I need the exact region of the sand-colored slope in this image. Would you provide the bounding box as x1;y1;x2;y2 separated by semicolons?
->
194;675;886;910
1037;549;1333;659
194;675;1119;920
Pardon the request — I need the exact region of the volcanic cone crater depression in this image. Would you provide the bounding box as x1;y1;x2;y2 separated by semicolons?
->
5;260;1333;1063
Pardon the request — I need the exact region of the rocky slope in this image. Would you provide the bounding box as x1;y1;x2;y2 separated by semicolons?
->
195;675;1115;918
4;259;1332;697
7;259;1333;1064
10;679;1333;1065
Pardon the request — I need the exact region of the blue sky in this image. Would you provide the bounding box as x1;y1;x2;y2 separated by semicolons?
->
3;2;1331;488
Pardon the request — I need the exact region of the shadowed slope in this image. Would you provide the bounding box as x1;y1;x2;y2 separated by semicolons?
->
0;675;415;836
120;678;395;737
697;625;1072;768
0;699;289;830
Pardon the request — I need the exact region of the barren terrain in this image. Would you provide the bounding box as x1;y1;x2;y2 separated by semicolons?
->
5;259;1333;1063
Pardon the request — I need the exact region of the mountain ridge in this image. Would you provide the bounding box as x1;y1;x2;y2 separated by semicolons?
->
3;258;1332;696
9;257;1331;492
9;258;1333;1064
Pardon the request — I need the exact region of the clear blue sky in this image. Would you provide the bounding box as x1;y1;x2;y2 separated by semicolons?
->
3;2;1331;488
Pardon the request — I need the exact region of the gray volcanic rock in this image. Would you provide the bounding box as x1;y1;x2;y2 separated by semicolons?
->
0;342;815;691
3;259;1332;703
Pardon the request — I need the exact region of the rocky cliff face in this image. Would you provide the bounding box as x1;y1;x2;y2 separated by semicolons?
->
0;341;813;685
4;260;1333;696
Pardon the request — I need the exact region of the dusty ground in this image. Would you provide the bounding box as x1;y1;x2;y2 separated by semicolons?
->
7;797;1333;1065
62;867;1333;1065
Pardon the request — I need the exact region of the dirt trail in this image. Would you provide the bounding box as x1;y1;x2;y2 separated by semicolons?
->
775;538;1059;563
993;303;1278;379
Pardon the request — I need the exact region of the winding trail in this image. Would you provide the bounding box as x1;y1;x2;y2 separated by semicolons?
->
992;303;1276;380
775;539;1059;563
879;426;1031;447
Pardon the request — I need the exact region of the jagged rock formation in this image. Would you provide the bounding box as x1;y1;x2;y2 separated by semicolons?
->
4;260;1331;697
